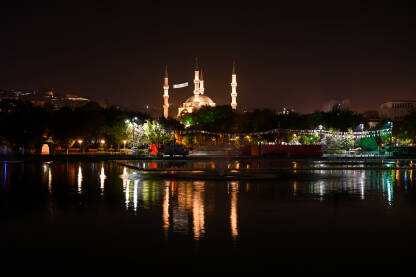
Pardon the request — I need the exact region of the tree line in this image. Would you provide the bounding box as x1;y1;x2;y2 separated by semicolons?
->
1;99;415;154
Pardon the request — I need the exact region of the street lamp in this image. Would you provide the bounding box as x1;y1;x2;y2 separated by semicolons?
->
100;139;105;151
78;139;83;153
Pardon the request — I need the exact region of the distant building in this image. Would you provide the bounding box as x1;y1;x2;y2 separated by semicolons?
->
0;89;90;110
278;107;295;115
162;59;237;118
379;101;416;121
321;99;351;112
362;110;381;128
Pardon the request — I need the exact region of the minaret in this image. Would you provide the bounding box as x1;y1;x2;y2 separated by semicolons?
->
231;61;237;110
199;68;204;95
163;65;169;119
193;57;200;106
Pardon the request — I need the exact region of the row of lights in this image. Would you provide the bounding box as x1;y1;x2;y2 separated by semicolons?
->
77;139;128;149
77;139;106;145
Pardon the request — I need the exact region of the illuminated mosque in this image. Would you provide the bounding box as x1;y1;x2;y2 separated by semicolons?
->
163;59;237;118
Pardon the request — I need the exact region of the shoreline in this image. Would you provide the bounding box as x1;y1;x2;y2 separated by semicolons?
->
1;154;415;162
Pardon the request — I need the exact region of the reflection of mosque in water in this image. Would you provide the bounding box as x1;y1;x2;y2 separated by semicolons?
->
37;163;416;241
120;167;239;240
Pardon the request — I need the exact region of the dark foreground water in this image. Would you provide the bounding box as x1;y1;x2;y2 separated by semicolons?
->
1;160;416;273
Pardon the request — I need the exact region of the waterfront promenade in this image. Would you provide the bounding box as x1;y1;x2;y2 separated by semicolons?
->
0;153;415;162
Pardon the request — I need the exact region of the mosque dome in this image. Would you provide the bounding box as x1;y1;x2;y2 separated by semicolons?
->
184;95;215;106
178;94;216;116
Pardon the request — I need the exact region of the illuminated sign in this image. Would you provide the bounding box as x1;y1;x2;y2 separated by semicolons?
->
173;82;188;89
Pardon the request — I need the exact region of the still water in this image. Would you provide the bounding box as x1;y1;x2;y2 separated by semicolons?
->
1;160;416;272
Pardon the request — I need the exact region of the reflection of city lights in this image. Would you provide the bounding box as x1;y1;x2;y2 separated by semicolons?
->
192;181;205;240
48;167;52;194
100;165;106;195
382;171;394;206
133;179;138;212
77;165;82;194
229;181;239;240
163;181;170;238
387;181;392;205
142;181;150;209
121;167;128;193
291;180;296;195
125;180;130;208
3;162;7;186
395;170;400;185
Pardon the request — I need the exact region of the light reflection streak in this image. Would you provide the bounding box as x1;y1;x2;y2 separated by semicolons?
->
163;180;170;238
359;171;365;200
125;179;130;208
77;165;82;195
48;167;52;194
229;181;239;240
192;181;205;240
382;171;394;206
396;170;400;186
99;164;106;195
293;181;297;197
3;162;6;187
121;167;128;199
387;179;392;205
133;179;138;212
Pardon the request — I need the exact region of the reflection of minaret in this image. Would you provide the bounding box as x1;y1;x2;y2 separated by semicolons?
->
163;65;169;119
162;180;170;238
199;68;204;95
192;181;205;240
231;61;237;110
229;181;239;240
193;57;200;106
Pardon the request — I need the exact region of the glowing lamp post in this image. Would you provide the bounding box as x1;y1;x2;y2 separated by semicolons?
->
100;140;105;151
126;118;139;148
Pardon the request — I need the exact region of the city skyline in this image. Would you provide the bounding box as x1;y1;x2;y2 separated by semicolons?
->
1;1;416;113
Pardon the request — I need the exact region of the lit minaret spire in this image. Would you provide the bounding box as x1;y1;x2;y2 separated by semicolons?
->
199;68;204;95
231;61;237;110
193;57;200;106
163;65;169;119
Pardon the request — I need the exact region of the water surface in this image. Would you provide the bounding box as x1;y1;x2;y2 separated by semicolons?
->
1;160;416;272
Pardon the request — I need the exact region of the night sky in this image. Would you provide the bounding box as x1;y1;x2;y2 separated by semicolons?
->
1;1;415;114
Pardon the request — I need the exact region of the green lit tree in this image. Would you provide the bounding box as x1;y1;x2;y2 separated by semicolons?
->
143;120;170;152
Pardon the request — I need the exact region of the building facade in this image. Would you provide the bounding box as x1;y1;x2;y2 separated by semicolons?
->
379;101;416;121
